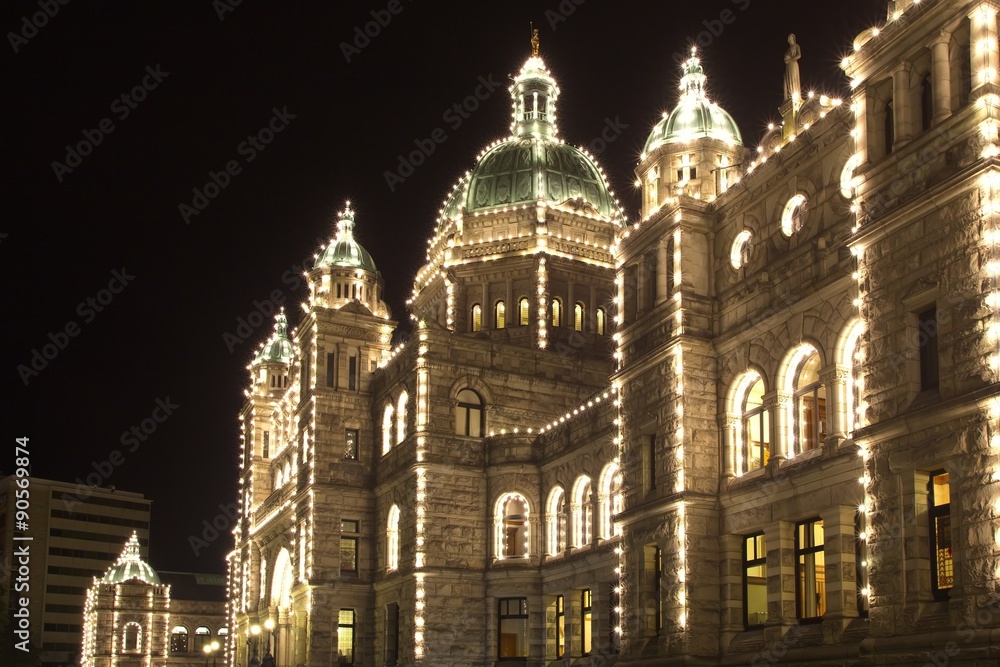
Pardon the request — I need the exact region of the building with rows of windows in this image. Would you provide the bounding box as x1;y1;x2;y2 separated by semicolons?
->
227;1;1000;665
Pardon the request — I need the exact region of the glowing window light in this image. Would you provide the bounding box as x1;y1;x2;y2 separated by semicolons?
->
780;194;807;236
730;230;753;269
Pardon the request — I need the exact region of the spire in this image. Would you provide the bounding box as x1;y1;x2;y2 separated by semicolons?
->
335;201;356;240
680;47;708;101
255;309;293;365
511;48;560;139
273;308;288;339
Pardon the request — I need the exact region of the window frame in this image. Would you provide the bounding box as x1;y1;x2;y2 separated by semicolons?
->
518;297;530;326
581;589;593;656
495;300;506;329
793;353;826;454
169;626;189;653
743;533;767;629
497;597;529;660
344;429;359;460
471;303;483;332
455;388;484;437
555;595;565;659
337;609;355;665
740;377;769;474
795;518;826;623
341;519;359;575
929;470;953;600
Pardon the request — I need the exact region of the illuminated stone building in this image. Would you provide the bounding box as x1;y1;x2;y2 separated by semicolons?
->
229;1;1000;665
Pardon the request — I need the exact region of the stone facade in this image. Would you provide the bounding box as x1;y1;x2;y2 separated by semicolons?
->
228;2;1000;666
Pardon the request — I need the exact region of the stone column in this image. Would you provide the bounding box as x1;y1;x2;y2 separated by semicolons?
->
277;608;291;667
567;282;575;328
821;366;850;448
656;240;669;302
891;60;913;147
764;392;789;461
819;506;860;627
505;278;512;319
721;415;738;478
930;30;953;123
764;521;797;643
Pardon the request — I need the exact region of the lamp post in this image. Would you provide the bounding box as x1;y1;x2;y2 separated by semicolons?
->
247;625;261;667
203;640;219;667
261;618;276;667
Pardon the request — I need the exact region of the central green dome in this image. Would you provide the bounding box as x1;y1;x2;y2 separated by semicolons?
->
442;55;620;221
315;205;377;273
644;50;742;154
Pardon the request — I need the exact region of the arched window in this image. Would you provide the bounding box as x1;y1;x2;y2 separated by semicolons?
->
596;308;606;336
382;404;394;454
170;626;189;653
282;460;291;486
193;626;211;652
733;373;769;474
518;298;530;326
217;628;228;638
396;392;408;444
551;299;562;327
123;623;142;652
495;494;530;558
839;321;865;436
574;303;585;332
495;301;506;329
787;347;826;455
387;504;400;571
780;194;807;236
455;388;484;437
273;468;282;490
571;476;593;549
730;230;753;269
545;487;566;555
597;463;623;539
471;304;483;332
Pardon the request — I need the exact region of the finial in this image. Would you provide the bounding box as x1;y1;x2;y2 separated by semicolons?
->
530;27;540;57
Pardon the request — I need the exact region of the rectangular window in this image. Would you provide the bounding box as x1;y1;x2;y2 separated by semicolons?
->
385;603;399;666
918;306;939;391
744;533;767;627
643;545;662;635
262;431;269;458
795;519;826;622
677;168;684;181
555;595;565;658
689;166;697;180
929;470;953;599
345;429;358;460
349;355;358;391
341;520;359;575
498;598;528;660
581;589;593;656
338;609;355;665
326;352;335;388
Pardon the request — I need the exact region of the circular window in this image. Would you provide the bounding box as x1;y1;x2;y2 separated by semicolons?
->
780;194;807;236
730;230;753;269
840;153;863;199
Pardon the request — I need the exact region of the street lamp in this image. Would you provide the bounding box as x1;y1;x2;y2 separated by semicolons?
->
203;640;220;667
261;618;276;667
247;625;261;667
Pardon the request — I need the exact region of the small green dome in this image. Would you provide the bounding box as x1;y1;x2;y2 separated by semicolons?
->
644;50;742;154
443;55;621;221
255;310;293;365
102;532;160;585
315;205;377;273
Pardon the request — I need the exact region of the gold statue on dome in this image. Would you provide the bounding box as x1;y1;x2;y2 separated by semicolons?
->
531;28;540;57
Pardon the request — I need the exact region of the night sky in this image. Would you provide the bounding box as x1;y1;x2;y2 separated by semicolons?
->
3;0;882;574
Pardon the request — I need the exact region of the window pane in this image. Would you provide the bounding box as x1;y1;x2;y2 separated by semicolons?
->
934;514;954;589
796;520;826;620
498;599;528;659
340;537;357;573
744;534;767;627
337;610;354;665
932;472;951;506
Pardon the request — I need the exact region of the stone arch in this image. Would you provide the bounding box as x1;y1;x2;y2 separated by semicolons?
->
270;547;293;609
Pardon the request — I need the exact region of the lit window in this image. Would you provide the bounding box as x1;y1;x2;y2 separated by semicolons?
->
840;153;863;199
841;321;865;436
471;304;483;332
581;589;593;656
519;297;530;326
596;308;606;335
929;471;953;599
730;230;753;269
545;487;566;555
598;463;622;539
382;404;394;455
170;626;188;653
455;388;484;437
571;476;593;549
795;519;826;621
738;375;769;473
554;595;565;658
498;598;528;659
497;494;529;558
344;429;358;460
574;303;584;332
495;301;506;329
744;534;767;627
396;392;408;444
780;194;807;236
193;626;211;653
386;505;400;571
794;352;826;454
551;299;562;327
337;609;355;665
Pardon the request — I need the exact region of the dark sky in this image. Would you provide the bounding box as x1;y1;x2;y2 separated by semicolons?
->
2;0;883;573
